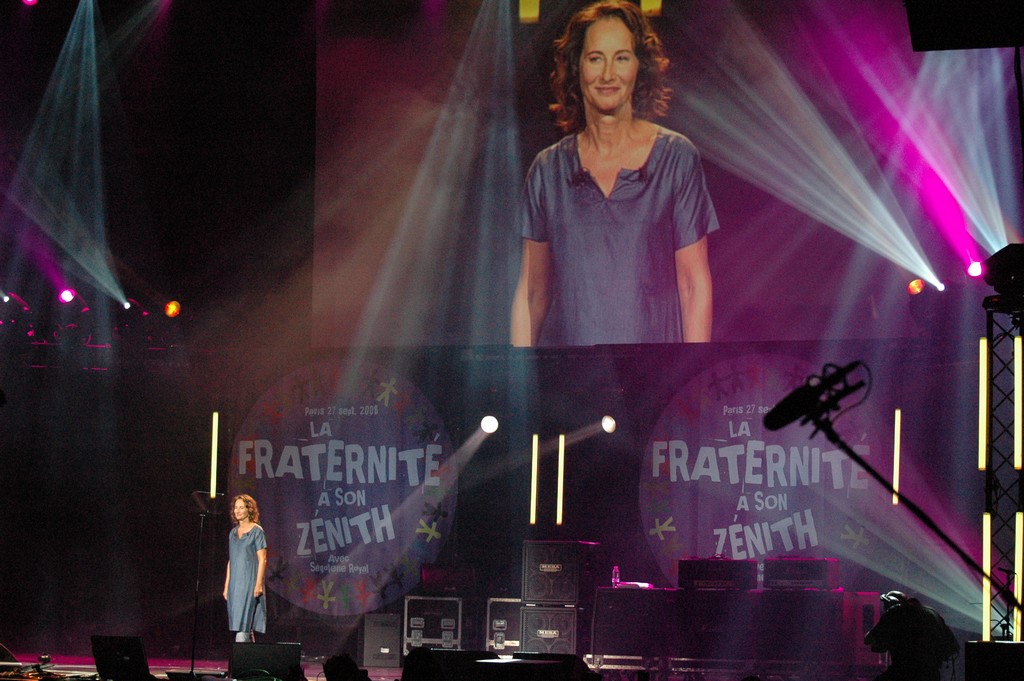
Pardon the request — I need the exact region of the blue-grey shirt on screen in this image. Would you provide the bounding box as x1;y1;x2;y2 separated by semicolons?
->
518;127;719;346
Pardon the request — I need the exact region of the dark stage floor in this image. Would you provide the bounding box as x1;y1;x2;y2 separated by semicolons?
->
2;655;403;681
3;650;889;681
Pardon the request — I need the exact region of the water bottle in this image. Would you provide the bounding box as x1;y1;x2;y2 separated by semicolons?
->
611;564;620;587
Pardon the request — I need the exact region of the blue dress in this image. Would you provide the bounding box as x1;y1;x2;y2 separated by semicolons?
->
517;127;719;346
227;525;267;634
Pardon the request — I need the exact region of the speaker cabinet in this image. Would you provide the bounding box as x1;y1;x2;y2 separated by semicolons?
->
404;596;462;655
520;606;577;655
592;587;679;658
966;641;1024;681
522;541;600;605
752;590;844;661
486;598;523;654
358;613;401;668
843;592;883;669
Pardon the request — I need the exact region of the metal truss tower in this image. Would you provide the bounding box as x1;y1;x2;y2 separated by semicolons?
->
982;295;1024;641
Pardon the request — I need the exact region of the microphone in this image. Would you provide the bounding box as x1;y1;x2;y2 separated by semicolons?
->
764;361;864;431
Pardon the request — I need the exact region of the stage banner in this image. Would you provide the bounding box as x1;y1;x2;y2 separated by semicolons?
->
231;359;456;616
640;353;890;585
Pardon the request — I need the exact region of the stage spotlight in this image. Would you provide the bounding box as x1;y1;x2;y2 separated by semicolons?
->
983;244;1024;296
124;298;149;315
164;300;181;318
23;0;38;6
58;288;76;304
480;415;499;434
4;292;29;311
968;261;983;278
907;279;926;296
601;415;616;433
1;293;8;304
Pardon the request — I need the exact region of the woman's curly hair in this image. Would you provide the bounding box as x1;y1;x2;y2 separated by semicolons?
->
550;0;671;134
232;494;260;525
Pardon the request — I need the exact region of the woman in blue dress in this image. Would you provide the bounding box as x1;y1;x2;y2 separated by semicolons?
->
223;494;268;642
511;0;718;347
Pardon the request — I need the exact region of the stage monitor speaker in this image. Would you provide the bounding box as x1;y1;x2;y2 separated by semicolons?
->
357;613;400;668
904;0;1024;52
520;606;577;656
404;649;497;681
512;653;599;680
965;641;1024;681
522;541;600;605
229;642;302;681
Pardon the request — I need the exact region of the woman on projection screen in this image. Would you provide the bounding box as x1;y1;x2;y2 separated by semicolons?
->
511;0;718;347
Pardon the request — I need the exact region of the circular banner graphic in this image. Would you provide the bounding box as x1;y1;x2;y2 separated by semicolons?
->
230;359;456;616
640;353;885;586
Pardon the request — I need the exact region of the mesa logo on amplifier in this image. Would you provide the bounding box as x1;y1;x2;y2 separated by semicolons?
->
764;557;839;589
521;606;578;655
522;540;600;604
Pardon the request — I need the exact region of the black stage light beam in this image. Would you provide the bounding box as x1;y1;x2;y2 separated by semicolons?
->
904;0;1024;52
983;244;1024;296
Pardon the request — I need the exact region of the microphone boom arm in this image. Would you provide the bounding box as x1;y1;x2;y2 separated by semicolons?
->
783;370;1023;618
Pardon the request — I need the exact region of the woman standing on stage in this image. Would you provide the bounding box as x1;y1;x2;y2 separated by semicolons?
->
224;494;268;643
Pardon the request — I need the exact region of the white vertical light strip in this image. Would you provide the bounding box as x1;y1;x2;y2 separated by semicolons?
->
556;434;566;526
1015;512;1023;642
1016;336;1022;470
980;337;989;471
530;434;539;525
210;411;219;499
892;408;901;506
983;512;992;641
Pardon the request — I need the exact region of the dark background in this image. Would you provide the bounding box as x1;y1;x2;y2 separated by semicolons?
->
0;0;1004;667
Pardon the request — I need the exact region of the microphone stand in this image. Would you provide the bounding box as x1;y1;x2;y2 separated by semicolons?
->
187;492;221;680
798;396;1024;617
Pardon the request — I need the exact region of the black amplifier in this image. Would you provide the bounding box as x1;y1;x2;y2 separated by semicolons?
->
763;557;839;589
677;558;757;590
